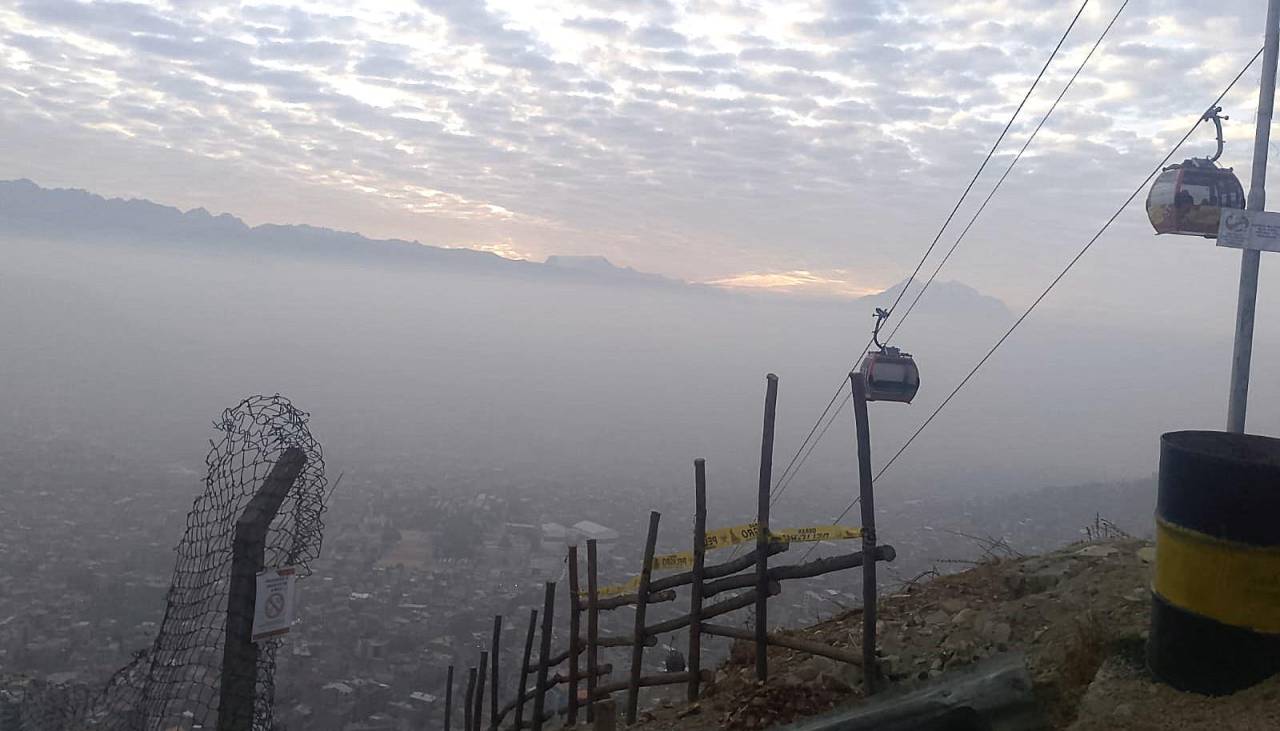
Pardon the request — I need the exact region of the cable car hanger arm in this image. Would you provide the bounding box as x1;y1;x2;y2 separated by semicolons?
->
1203;105;1228;163
871;307;890;351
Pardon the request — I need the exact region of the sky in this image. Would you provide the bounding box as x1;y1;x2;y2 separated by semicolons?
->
0;0;1276;305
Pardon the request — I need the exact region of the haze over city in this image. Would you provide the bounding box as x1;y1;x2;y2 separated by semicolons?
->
2;1;1280;730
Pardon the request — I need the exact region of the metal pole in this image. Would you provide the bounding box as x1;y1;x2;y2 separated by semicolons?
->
216;448;306;731
849;372;879;695
1228;0;1280;433
755;374;779;682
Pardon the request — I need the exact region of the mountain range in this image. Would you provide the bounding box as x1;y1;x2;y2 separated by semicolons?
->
0;178;1008;315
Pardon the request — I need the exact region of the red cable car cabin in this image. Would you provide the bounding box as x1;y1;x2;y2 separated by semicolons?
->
1146;158;1244;239
1145;106;1247;238
860;347;920;403
1146;158;1244;238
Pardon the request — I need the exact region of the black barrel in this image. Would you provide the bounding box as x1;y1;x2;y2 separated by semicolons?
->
1148;430;1280;694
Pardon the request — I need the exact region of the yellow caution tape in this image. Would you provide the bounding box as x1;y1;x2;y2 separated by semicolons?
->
592;575;642;599
772;524;863;545
582;523;861;599
650;552;695;572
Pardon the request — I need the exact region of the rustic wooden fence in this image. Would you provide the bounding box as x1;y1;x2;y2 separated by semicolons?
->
447;500;896;729
443;374;897;729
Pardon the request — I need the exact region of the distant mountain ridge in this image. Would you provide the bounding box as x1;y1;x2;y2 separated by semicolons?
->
857;277;1009;319
0;179;680;288
0;179;1008;315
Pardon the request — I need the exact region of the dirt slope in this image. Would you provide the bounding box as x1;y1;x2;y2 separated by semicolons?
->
629;539;1278;730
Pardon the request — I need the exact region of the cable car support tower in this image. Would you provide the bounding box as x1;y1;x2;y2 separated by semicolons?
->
1227;0;1280;433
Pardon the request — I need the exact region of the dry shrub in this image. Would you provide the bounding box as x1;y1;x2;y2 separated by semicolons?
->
1082;513;1132;542
1041;609;1113;728
728;638;755;666
1062;611;1109;691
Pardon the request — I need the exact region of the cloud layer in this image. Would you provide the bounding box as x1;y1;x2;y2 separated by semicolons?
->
0;0;1271;300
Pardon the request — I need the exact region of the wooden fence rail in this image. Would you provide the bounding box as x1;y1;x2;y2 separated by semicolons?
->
701;546;897;599
700;624;863;666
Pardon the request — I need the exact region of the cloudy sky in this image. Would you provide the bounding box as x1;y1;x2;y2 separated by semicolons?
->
0;0;1274;305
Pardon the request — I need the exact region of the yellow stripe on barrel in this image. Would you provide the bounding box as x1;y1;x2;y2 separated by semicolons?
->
1154;518;1280;634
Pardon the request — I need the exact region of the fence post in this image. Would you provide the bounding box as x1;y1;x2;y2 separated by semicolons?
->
567;545;582;726
216;447;306;731
626;511;661;725
755;374;779;682
532;582;556;731
593;698;617;731
688;458;708;702
444;665;454;731
586;539;600;723
474;652;488;731
464;667;476;731
514;609;537;730
489;616;502;731
849;372;878;695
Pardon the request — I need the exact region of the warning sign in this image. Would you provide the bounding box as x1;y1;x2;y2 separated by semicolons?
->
1218;208;1280;253
252;566;298;642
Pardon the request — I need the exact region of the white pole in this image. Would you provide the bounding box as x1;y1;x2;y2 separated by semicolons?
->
1227;0;1280;433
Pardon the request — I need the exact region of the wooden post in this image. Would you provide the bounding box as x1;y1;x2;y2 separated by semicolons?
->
626;511;661;725
688;458;708;702
489;616;501;731
514;609;537;730
444;665;454;731
593;698;618;731
474;652;488;731
586;539;600;724
532;582;556;731
216;447;306;731
464;667;476;731
849;371;878;695
755;373;779;682
567;545;582;726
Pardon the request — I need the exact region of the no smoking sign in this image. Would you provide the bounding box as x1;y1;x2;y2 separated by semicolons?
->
252;566;298;642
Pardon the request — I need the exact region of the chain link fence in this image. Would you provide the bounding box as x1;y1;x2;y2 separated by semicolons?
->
7;395;329;730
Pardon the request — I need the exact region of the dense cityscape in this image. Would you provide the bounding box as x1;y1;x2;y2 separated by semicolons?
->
0;429;1156;730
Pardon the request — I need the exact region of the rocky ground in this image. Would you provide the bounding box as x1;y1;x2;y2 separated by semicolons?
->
626;538;1279;730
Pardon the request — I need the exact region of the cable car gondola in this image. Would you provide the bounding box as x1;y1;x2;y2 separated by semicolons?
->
859;308;920;403
1146;106;1245;238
